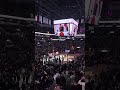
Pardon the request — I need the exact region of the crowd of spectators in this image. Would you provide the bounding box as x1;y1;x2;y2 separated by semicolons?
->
34;55;85;90
86;66;120;90
85;24;120;90
35;34;85;56
35;35;85;90
0;17;85;90
85;46;120;90
0;23;34;90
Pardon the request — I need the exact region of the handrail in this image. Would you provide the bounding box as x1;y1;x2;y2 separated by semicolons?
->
35;32;85;37
99;20;120;24
0;14;35;21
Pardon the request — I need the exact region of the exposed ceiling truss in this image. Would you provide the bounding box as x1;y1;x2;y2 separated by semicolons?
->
36;0;84;19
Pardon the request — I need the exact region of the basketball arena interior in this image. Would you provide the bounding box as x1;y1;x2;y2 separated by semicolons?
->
0;0;120;90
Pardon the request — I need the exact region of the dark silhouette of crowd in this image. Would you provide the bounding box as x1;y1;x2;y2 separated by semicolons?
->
86;66;120;90
86;46;120;90
85;25;120;90
0;22;35;90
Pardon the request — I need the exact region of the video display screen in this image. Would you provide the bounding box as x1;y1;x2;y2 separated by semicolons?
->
54;19;78;37
54;23;70;36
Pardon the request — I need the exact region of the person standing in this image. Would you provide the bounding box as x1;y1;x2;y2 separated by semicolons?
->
70;77;82;90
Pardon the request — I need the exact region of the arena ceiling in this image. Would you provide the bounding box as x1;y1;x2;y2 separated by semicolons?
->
0;0;120;20
0;0;84;19
0;0;34;18
36;0;85;19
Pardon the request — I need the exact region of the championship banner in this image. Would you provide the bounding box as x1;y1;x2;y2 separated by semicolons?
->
87;0;103;25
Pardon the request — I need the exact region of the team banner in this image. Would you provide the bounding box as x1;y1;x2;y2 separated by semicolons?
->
87;0;103;25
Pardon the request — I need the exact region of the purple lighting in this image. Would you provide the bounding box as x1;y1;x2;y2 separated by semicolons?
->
107;9;112;17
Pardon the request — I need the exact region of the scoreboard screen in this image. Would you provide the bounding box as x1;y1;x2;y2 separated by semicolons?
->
54;19;78;37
